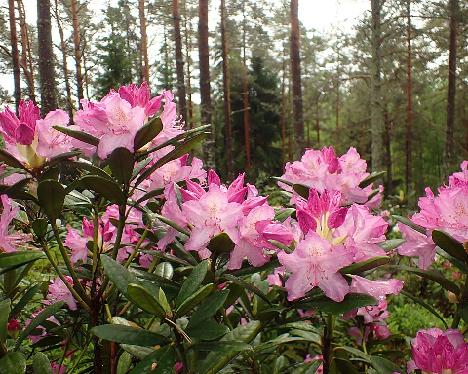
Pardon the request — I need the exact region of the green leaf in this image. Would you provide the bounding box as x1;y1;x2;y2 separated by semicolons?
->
186;319;228;341
15;301;64;350
128;345;176;374
221;274;271;305
334;346;371;362
0;251;45;274
270;177;293;187
32;352;53;374
333;358;360;374
292;183;310;199
198;320;261;374
339;256;390;275
392;215;426;235
0;352;26;374
108;147;135;185
92;324;169;346
153;213;190;236
176;283;214;317
432;230;467;263
359;171;386;188
135;132;206;185
37;179;66;220
207;233;235;254
154;262;174;280
127;283;170;318
134;117;163;151
117;351;133;374
101;255;137;297
63;160;112;179
380;239;405;251
389;265;459;294
296;293;377;315
274;208;295;222
176;260;209;306
254;334;306;353
190;341;251;353
0;299;10;344
31;218;49;238
77;175;126;204
53;125;99;146
188;289;230;327
370;355;401;374
400;290;448;328
11;284;41;318
0;148;26;170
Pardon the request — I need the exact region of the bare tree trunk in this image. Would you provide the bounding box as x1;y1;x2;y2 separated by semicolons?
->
8;0;21;112
445;0;459;164
290;0;304;156
82;40;90;100
70;0;84;105
384;107;392;195
17;0;35;102
182;0;193;127
241;2;251;169
198;0;215;168
405;0;413;194
280;57;287;165
138;0;149;82
220;0;233;178
173;0;187;121
37;0;57;114
53;0;73;121
370;0;384;174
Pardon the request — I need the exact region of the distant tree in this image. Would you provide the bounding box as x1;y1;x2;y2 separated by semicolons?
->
138;0;149;82
70;0;84;105
8;0;21;111
17;0;35;102
172;0;187;121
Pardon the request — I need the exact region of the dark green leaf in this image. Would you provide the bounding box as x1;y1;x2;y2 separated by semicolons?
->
198;320;261;374
270;177;293;187
77;175;126;204
296;293;377;315
188;289;230;327
292;184;310;199
154;262;174;280
207;233;235;254
91;324;168;346
176;283;214;316
128;345;176;374
127;283;170;318
134;117;163;151
380;239;405;251
0;148;26;170
11;284;42;318
63;160;112;179
339;256;390;275
186;319;228;341
31;218;49;238
0;352;26;374
274;208;295;222
432;230;467;263
392;215;426;234
101;255;137;298
153;213;190;236
359;171;386;188
37;179;66;220
108;147;134;185
0;299;10;344
221;274;271;305
15;301;64;350
333;358;360;374
176;260;209;306
53;125;99;146
370;355;401;374
0;251;45;274
32;352;53;374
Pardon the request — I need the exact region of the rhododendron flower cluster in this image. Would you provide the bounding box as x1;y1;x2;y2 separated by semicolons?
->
0;195;30;253
408;328;468;374
399;161;468;269
280;146;382;206
273;189;392;301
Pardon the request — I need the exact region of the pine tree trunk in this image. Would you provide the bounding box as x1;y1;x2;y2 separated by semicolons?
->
8;0;21;112
370;0;384;174
280;57;287;165
53;0;73;121
17;0;35;102
70;0;84;105
384;107;392;195
405;0;413;194
290;0;304;156
241;3;251;169
37;0;57;114
198;0;215;168
173;0;187;121
138;0;149;82
445;0;458;164
220;0;233;178
182;0;193;127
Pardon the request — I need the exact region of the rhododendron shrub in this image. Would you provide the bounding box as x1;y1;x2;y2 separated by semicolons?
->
0;83;466;374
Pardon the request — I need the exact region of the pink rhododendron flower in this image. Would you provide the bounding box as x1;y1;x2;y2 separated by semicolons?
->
0;195;30;253
280;146;381;205
277;231;353;301
26;309;61;343
118;82;163;116
46;276;77;311
349;276;403;300
36;109;75;158
398;224;436;270
408;328;468;374
51;363;66;374
0;100;39;145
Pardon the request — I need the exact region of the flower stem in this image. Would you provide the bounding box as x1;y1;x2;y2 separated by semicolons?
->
322;314;334;374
